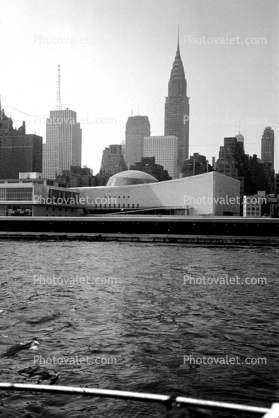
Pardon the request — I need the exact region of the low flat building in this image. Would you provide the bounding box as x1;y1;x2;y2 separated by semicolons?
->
0;180;83;217
243;191;268;217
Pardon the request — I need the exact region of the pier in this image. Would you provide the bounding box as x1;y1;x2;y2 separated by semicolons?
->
0;216;278;246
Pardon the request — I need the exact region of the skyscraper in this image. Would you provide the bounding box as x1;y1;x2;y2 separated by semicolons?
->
215;137;246;197
0;105;42;179
261;126;274;169
125;115;150;167
43;66;82;179
165;35;190;171
143;135;178;179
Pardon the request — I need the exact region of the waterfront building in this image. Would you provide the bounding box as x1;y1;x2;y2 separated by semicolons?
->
130;156;171;181
181;153;212;178
0;107;42;179
75;171;240;216
243;192;266;217
125;116;150;167
164;37;190;171
0;170;240;217
261;126;274;168
0;177;82;217
143;136;178;179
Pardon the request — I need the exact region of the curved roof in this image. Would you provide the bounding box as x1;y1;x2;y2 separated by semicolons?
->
106;170;158;187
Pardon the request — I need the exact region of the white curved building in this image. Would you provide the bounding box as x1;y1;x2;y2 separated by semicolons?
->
75;170;240;216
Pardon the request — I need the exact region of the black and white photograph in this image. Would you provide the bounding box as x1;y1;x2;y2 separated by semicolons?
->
0;0;278;417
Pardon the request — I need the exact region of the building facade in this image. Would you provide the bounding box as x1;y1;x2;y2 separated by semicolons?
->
164;39;190;171
0;108;42;179
125;116;150;167
215;137;250;198
100;144;127;176
75;171;240;216
248;154;274;195
55;166;97;188
181;153;212;178
43;109;82;179
275;173;279;197
0;180;82;217
261;126;274;168
130;157;171;182
235;132;244;145
143;136;178;179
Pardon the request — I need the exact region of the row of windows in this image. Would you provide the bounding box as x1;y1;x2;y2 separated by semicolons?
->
0;187;33;201
101;195;130;199
46;207;75;212
94;203;140;208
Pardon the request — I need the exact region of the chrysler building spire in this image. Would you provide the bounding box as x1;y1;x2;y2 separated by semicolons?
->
165;34;190;170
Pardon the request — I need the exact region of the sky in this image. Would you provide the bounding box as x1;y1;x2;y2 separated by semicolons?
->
0;0;278;174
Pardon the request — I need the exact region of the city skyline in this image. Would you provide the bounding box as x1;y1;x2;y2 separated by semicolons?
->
0;0;277;174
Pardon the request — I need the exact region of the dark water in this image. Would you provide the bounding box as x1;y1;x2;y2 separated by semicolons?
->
0;241;278;417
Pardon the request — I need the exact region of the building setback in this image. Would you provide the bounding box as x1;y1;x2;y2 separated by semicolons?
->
164;37;190;171
0;108;42;179
143;136;178;179
261;126;274;169
43;109;82;179
125;116;150;168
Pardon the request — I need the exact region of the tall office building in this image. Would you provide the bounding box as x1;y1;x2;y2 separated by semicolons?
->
125;116;150;167
248;154;274;195
216;137;246;197
43;66;82;179
164;36;190;171
261;126;274;169
143;135;178;179
0;106;42;179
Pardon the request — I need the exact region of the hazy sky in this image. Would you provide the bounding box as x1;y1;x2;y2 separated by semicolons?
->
1;0;278;173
